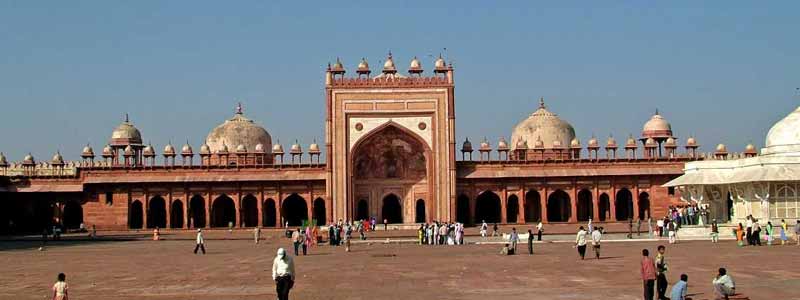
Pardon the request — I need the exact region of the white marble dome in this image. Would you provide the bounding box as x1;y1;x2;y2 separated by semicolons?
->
763;106;800;156
206;104;272;155
511;98;575;151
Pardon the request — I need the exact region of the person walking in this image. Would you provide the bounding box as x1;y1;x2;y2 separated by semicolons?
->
627;218;633;239
766;221;774;246
667;220;676;244
291;228;301;256
670;274;689;300
712;267;736;299
711;219;720;243
480;220;488;238
254;227;261;245
301;227;311;255
383;218;388;231
641;249;656;300
52;273;69;300
753;220;762;246
591;226;602;259
527;229;534;255
636;218;642;236
492;223;499;237
507;227;519;254
575;226;588;260
655;245;669;300
536;221;543;241
193;229;206;254
779;219;788;245
272;248;295;300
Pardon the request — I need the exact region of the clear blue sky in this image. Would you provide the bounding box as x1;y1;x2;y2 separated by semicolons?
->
1;1;798;161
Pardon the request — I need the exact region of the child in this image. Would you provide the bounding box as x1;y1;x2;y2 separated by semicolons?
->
52;273;68;300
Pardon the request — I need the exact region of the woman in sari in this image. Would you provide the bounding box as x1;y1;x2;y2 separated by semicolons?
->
780;219;789;245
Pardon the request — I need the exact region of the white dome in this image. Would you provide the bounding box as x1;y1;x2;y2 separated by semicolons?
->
511;98;576;150
763;106;800;156
206;104;272;155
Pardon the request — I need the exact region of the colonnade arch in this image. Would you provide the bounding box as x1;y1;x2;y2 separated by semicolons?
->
615;188;634;221
475;191;501;223
147;196;167;229
506;195;519;223
313;197;326;225
524;190;542;223
637;192;650;220
282;193;308;226
577;189;593;222
546;190;571;222
189;195;206;228
598;193;611;221
62;200;83;230
211;195;236;228
129;200;143;229
263;198;276;227
170;200;184;229
241;194;259;227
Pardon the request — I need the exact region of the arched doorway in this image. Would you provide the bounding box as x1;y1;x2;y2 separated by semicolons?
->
147;196;167;229
189;195;206;228
356;199;369;221
615;188;633;221
726;192;734;222
456;194;470;224
382;194;402;223
211;195;236;228
475;191;501;223
598;193;610;221
547;190;571;222
313;198;326;225
524;190;541;223
351;124;430;226
637;192;650;220
62;200;83;230
507;195;519;223
170;200;184;229
577;189;593;221
241;194;258;227
282;193;308;226
263;199;276;227
415;199;426;223
129;200;143;229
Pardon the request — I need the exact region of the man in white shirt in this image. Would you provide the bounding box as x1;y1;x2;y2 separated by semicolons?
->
591;227;602;259
712;267;735;299
508;227;519;254
536;222;543;241
480;221;488;238
193;229;205;254
575;226;588;260
272;248;296;300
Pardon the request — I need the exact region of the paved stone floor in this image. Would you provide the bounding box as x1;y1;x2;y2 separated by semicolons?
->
1;231;797;299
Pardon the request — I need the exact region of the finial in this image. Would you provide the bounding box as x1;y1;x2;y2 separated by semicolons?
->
655;108;659;115
388;50;392;58
336;57;341;64
124;113;129;123
538;97;545;109
236;102;243;114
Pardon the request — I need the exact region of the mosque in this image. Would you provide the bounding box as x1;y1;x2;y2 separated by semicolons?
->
1;53;781;233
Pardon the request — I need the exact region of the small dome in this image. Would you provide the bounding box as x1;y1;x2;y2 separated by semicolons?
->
82;144;95;157
383;53;396;71
606;136;618;148
200;143;211;155
641;110;673;139
588;136;599;148
715;143;728;153
645;137;657;147
664;137;677;147
182;142;193;155
511;98;576;151
434;54;446;69
497;137;509;150
533;137;545;149
479;138;491;150
409;56;422;73
462;138;473;152
332;58;344;70
254;143;265;153
143;144;155;157
272;143;284;153
552;139;564;148
23;153;35;165
206;103;272;155
163;143;176;156
110;114;143;146
745;143;756;152
309;141;320;153
358;58;369;70
570;137;581;148
0;152;8;166
235;144;247;153
625;135;637;148
290;141;302;154
123;145;135;156
515;139;528;149
102;144;113;157
686;136;697;147
51;152;64;165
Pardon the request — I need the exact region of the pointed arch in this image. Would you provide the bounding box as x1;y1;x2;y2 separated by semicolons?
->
211;194;236;228
241;194;258;227
129;200;143;229
282;193;308;226
475;191;501;223
524;190;542;223
189;195;206;228
507;194;519;223
147;196;167;228
415;199;426;223
313;197;327;225
547;190;571;222
577;189;593;221
170;200;184;229
263;198;277;227
637;192;650;220
356;199;369;221
598;193;610;221
615;188;633;221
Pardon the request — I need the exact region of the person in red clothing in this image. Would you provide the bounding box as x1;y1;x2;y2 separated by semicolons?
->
641;249;657;300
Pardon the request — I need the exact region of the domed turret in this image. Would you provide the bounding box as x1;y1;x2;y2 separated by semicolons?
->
181;142;193;156
570;137;581;148
254;143;266;153
200;142;211;155
744;143;757;157
461;138;473;152
0;152;8;167
645;137;658;148
382;52;397;74
102;144;113;158
357;58;371;76
51;151;64;165
641;110;673;139
308;141;320;154
533;137;545;149
625;135;638;149
686;136;698;148
715;143;728;153
408;56;423;75
497;137;509;151
330;57;345;75
290;140;302;154
434;54;448;74
22;153;35;165
606;135;618;149
515;139;528;150
235;144;247;153
664;137;677;149
110;114;143;146
163;143;176;157
763;106;800;155
272;142;284;154
479;138;491;151
511;98;576;151
143;143;156;157
123;145;135;157
81;144;95;158
587;136;599;149
206;103;272;156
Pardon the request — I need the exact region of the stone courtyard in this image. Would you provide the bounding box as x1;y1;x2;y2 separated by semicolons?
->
1;230;797;299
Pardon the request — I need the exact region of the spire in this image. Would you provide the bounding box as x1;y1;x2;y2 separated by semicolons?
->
124;113;129;123
655;108;659;115
236;102;243;114
538;97;545;109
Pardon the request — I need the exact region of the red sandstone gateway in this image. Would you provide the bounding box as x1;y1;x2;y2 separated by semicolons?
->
0;53;721;234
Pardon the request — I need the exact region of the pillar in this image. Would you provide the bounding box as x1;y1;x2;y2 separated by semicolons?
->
609;186;617;222
165;193;172;229
500;188;508;224
633;184;640;221
204;191;211;228
142;195;149;229
276;192;283;227
257;191;264;227
519;186;526;224
570;186;578;223
541;187;549;223
184;190;190;229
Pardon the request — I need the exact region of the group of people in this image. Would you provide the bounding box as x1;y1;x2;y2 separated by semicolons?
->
418;221;465;245
574;226;603;260
735;216;799;247
641;244;737;300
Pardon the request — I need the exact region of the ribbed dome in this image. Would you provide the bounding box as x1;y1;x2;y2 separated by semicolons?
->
23;153;35;165
763;106;800;155
163;143;176;156
200;143;211;155
206;104;272;155
51;152;64;165
641;110;673;139
82;144;95;157
110;114;143;146
511;98;576;151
